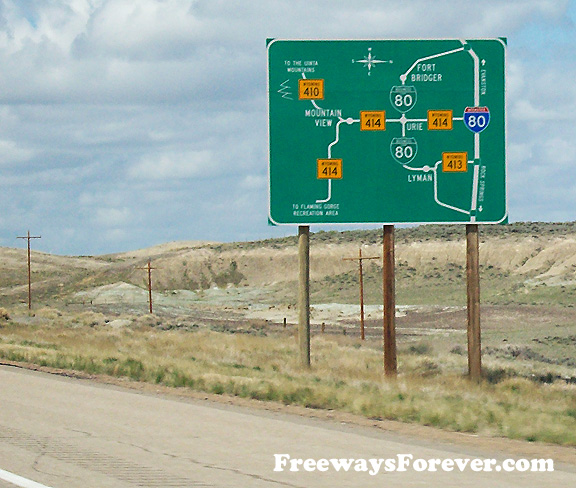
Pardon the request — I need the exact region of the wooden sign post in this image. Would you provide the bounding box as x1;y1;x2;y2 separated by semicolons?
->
383;225;397;376
298;226;311;368
466;224;482;381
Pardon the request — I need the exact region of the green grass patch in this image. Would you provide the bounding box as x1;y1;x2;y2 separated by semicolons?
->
1;314;576;446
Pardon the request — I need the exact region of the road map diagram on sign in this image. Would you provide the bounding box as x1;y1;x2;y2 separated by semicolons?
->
267;39;507;225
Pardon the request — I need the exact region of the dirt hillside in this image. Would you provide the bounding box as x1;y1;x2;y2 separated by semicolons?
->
1;222;575;309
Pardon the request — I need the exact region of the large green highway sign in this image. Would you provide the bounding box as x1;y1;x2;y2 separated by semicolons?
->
267;39;507;225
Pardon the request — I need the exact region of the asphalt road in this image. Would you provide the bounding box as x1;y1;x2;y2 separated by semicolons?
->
0;365;574;487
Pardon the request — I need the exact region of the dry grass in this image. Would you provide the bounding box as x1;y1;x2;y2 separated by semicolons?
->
1;307;576;446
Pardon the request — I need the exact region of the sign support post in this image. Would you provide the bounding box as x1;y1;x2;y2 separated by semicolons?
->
383;225;397;376
466;224;482;381
298;225;311;368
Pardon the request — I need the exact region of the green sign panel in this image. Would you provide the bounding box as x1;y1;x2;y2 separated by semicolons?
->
267;39;507;225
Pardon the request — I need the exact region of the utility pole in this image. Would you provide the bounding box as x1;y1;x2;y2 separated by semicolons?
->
343;248;379;340
16;230;41;310
136;260;157;314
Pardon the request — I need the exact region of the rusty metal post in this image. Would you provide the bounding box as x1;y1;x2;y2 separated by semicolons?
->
17;230;41;310
466;224;482;381
383;225;397;376
298;226;311;368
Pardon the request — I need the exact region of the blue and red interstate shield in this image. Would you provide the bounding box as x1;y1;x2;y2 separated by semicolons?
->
463;106;490;133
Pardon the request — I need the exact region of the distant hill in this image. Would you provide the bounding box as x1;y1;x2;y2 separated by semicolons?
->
1;222;575;309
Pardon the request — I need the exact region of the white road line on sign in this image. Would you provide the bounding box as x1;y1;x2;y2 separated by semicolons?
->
400;47;465;84
432;162;471;215
315;178;332;203
0;469;54;488
470;162;480;213
317;117;357;204
463;40;481;107
327;118;358;158
328;119;345;159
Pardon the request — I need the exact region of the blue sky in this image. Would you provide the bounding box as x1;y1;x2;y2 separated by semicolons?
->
0;0;574;255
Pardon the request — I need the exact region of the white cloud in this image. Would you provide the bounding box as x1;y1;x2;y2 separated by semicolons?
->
127;149;217;180
0;0;92;52
2;0;566;108
102;227;129;243
510;99;557;123
239;174;266;190
75;0;204;60
508;142;533;167
94;206;132;227
0;0;574;254
540;137;576;167
0;139;33;164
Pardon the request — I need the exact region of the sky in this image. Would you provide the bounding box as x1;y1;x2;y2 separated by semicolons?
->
0;0;575;255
